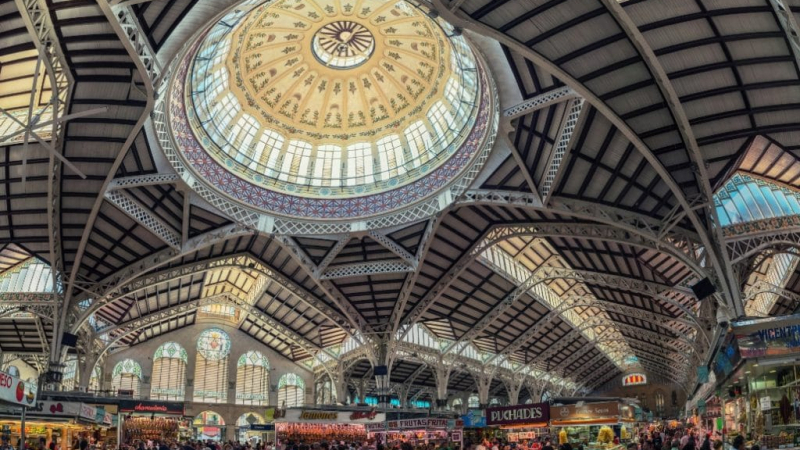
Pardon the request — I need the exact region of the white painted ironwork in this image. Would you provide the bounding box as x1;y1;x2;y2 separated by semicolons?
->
503;87;577;119
540;98;585;202
107;173;180;190
320;261;415;280
105;190;182;249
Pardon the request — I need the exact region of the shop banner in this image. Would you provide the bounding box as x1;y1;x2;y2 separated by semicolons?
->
551;402;619;422
365;418;448;431
79;403;97;421
95;408;113;426
277;409;385;424
119;400;185;415
461;409;486;428
486;403;549;426
733;314;800;358
28;401;93;419
0;370;35;407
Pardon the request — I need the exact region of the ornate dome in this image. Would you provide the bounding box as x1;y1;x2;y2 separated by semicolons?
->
165;0;497;230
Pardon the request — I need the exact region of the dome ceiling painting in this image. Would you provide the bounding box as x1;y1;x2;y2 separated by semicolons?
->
166;0;496;228
1;0;799;400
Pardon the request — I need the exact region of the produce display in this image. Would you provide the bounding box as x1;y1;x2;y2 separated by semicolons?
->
596;427;614;445
276;423;366;443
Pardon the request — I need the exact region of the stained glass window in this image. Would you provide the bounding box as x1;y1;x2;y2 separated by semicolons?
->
468;395;479;408
277;373;305;408
151;342;188;400
195;328;231;403
236;351;269;406
112;359;142;397
451;398;463;412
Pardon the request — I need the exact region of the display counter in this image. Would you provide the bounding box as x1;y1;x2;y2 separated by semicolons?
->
119;400;186;444
549;402;634;449
0;401;102;450
275;409;385;445
365;418;459;446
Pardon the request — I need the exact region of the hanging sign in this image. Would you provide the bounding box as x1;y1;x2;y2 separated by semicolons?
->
0;370;36;407
118;400;185;415
249;424;275;431
551;402;620;424
486;403;550;426
733;314;800;358
365;418;448;431
278;409;385;424
760;396;772;411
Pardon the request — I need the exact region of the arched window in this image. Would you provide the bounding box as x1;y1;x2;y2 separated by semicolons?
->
468;395;479;408
489;398;501;406
277;373;305;408
194;328;231;403
655;392;665;416
236;351;269;406
62;359;77;391
151;342;188;400
89;366;101;392
5;366;19;377
452;398;463;412
542;390;552;403
111;359;142;397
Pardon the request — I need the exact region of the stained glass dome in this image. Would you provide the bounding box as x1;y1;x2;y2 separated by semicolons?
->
197;328;232;360
165;0;497;229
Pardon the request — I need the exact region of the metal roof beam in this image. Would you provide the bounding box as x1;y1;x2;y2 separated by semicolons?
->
503;86;578;120
541;98;585;203
436;0;740;319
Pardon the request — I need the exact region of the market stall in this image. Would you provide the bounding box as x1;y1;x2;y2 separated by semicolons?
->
698;314;800;450
549;402;632;450
118;400;186;445
486;403;550;446
0;368;37;449
275;409;385;445
0;401;99;450
365;418;458;446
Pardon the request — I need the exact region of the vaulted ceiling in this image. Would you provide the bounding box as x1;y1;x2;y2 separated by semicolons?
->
1;0;799;399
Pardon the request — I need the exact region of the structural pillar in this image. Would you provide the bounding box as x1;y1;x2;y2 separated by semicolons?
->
331;362;349;405
432;362;451;411
502;373;526;406
374;339;393;409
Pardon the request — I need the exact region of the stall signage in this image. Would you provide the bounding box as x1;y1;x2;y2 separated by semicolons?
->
118;400;185;415
278;409;385;424
0;369;35;407
462;410;486;428
733;314;800;358
486;403;550;426
249;424;275;431
32;401;89;417
552;402;619;421
367;418;448;431
622;373;647;386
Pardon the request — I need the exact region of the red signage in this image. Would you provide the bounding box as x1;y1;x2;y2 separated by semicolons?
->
622;373;647;386
0;369;36;407
349;409;378;421
119;400;184;415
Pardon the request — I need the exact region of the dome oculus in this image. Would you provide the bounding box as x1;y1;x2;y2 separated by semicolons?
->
312;21;375;69
166;0;497;225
